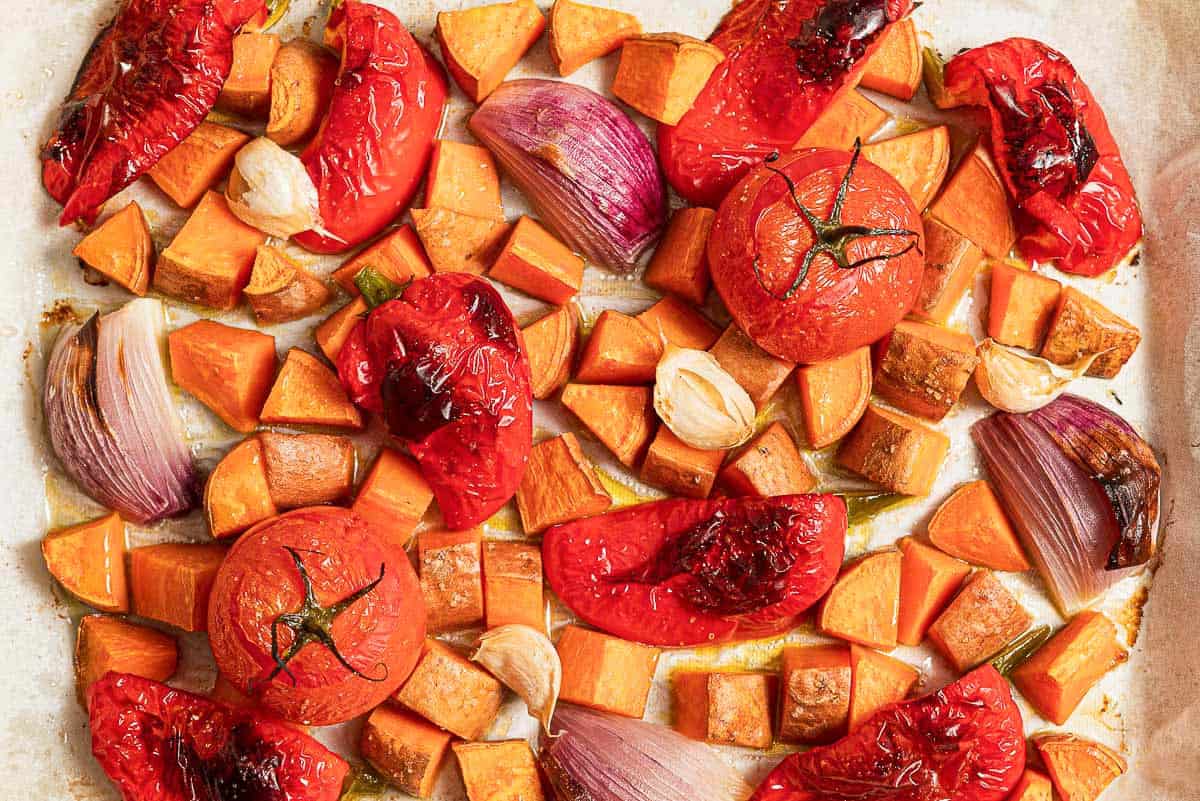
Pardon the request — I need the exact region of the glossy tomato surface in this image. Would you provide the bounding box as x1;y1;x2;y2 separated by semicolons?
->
751;666;1025;801
208;507;426;726
88;672;348;801
542;495;846;647
710;148;925;364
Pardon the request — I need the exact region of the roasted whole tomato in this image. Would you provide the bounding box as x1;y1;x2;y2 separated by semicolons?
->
207;507;426;726
41;0;264;225
942;39;1142;277
752;666;1025;801
659;0;914;207
709;145;925;364
88;672;348;801
338;271;533;529
294;1;448;253
542;495;846;647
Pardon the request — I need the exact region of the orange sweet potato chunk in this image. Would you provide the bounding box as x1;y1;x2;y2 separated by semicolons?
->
267;39;338;147
858;18;921;99
927;480;1032;572
896;536;971;646
576;310;662;385
517;433;612;534
848;644;919;732
549;0;642;76
150;122;250;208
73;202;153;296
243;245;332;325
412;208;511;276
1007;770;1054;801
482;541;544;631
154;191;267;309
673;672;775;749
129;543;227;632
314;297;368;363
42;512;128;613
796;346;872;449
612;34;725;125
425;140;503;221
75;615;177;705
837;403;950;496
522;304;580;399
557;625;660;718
1011;611;1127;725
988;261;1062;350
909;215;984;324
352;448;434;549
561;383;656;467
929;144;1017;259
643;207;715;306
169;320;277;433
454;740;545;801
360;705;453;799
861;125;950;211
332;226;432;295
637;294;720;350
437;0;546;103
204;437;278;540
259;348;363;430
873;320;978;421
490;216;585;304
258;432;356;510
217;32;281;116
795;89;888;151
818;550;903;651
395;640;504;740
927;570;1033;672
719;422;815;497
640;426;725;499
1034;734;1127;801
709;324;795;410
419;527;485;633
778;645;851;744
1041;287;1141;379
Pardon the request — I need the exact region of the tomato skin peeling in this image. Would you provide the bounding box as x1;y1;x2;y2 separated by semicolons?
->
659;0;914;207
751;666;1026;801
542;495;846;647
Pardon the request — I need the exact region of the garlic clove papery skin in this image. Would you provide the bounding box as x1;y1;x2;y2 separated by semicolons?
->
472;624;561;731
974;339;1096;414
226;137;326;240
654;345;756;450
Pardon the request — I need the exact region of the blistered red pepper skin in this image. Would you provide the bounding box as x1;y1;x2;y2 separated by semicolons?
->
542;495;846;647
658;0;914;207
41;0;263;226
752;666;1025;801
88;673;348;801
293;1;448;254
944;39;1142;277
337;274;532;529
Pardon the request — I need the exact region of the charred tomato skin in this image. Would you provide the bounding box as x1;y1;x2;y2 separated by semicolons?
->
542;495;846;647
709;148;925;364
751;666;1025;801
88;672;348;801
208;507;426;727
337;273;533;530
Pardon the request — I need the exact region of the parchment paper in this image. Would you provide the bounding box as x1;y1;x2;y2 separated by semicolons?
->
0;1;1196;799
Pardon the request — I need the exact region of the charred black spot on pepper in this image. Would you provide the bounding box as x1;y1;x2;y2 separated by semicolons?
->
790;0;890;85
165;724;286;801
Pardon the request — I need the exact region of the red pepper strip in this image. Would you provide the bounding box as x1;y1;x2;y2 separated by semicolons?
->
337;273;532;530
752;666;1026;801
88;673;348;801
658;0;914;207
943;39;1143;277
41;0;264;226
293;1;448;254
542;495;846;647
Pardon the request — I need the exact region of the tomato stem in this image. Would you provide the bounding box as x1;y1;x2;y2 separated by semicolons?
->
261;547;389;687
755;140;921;301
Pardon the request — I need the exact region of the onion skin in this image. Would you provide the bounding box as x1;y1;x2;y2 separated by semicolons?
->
44;299;197;523
470;79;667;274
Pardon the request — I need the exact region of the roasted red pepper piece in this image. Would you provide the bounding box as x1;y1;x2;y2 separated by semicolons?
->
337;273;533;529
752;666;1025;801
943;39;1142;277
88;672;348;801
294;1;448;254
41;0;264;226
658;0;914;207
542;495;845;646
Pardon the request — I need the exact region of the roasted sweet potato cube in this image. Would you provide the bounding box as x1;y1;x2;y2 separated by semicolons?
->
576;310;661;384
673;672;775;749
641;426;724;499
522;304;580;399
909;215;984;324
1011;611;1127;725
549;0;642;76
709;324;795;410
858;18;921;99
129;543;226;632
42;512;128;613
557;625;660;718
927;480;1031;572
168;319;277;433
149;123;249;208
490;217;585;304
796;346;872;449
453;740;544;801
896;537;971;646
1034;734;1127;801
154;191;267;309
517;433;612;534
561;383;656;467
204;437;278;540
75;615;177;705
874;320;978;421
482;541;544;631
929;144;1017;259
837;404;949;495
637;294;720;350
419;527;485;633
988;261;1062;350
412;207;511;276
1008;770;1054;801
360;705;452;799
777;645;851;744
437;0;546;103
267;40;338;147
425;141;503;221
395;640;503;740
260;348;363;430
795;89;888;151
927;571;1033;672
612;34;725;125
243;245;332;325
73;202;153;296
644;207;715;306
314;297;368;362
719;422;815;497
332;225;432;295
861;125;950;212
848;644;919;732
352;448;433;548
218;32;280;116
258;432;356;509
1041;287;1141;378
818;550;903;651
